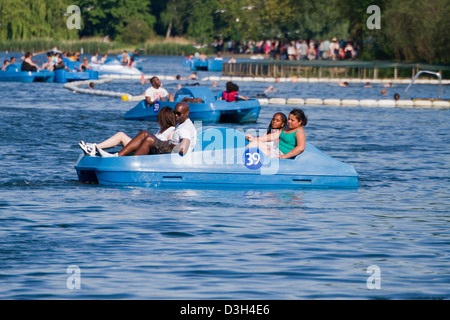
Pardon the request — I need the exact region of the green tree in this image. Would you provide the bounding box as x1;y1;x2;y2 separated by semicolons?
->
186;0;217;44
381;0;450;63
0;0;77;41
76;0;156;40
160;0;191;39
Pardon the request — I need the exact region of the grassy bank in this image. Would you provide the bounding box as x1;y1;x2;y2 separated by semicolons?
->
0;37;211;56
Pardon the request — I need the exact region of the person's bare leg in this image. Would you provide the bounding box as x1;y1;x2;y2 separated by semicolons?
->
133;135;156;156
97;132;132;149
246;140;270;156
118;130;150;156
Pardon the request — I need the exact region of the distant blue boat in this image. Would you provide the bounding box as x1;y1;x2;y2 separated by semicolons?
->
75;127;358;189
183;57;223;72
53;69;99;83
0;64;54;83
124;86;261;124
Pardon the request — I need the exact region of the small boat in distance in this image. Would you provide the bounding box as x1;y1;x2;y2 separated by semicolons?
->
124;86;261;124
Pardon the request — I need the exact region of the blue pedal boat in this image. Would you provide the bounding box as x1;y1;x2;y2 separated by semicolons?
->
75;127;358;189
124;86;261;124
0;64;54;82
53;69;99;83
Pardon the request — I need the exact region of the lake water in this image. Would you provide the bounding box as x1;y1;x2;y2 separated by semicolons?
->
0;54;449;300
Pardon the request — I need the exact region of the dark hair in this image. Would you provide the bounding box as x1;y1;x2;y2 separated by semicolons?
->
150;76;159;87
24;52;32;59
267;112;287;134
290;109;308;126
225;81;239;92
157;106;177;131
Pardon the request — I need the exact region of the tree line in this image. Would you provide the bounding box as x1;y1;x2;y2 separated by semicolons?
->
0;0;448;64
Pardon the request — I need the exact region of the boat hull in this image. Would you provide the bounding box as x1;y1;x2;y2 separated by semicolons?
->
0;65;54;83
54;69;98;83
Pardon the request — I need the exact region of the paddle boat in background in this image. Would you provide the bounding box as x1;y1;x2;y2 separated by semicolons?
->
50;58;99;83
0;63;54;82
124;86;261;123
91;60;143;76
116;53;143;71
75;127;358;189
183;57;223;72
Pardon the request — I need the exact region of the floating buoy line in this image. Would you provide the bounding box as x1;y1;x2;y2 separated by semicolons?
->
63;75;450;108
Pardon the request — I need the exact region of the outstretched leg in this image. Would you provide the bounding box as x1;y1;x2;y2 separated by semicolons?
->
97;131;132;150
133;134;157;156
118;130;150;156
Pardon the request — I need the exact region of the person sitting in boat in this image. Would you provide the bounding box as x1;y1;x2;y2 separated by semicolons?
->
21;52;41;72
100;54;108;63
145;76;175;105
248;112;287;156
53;54;71;72
10;57;16;64
246;108;307;159
41;53;55;71
218;81;249;101
198;52;208;61
75;58;92;72
1;60;10;71
97;102;197;157
121;51;130;66
79;106;177;157
91;52;100;64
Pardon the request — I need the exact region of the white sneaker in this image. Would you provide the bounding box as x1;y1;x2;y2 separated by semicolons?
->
97;146;118;157
78;141;97;157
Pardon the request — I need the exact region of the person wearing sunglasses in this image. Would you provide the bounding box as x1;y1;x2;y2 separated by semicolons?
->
97;102;197;157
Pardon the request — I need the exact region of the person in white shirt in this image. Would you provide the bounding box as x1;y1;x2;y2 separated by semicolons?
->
91;52;100;64
93;102;196;157
79;107;176;157
145;76;174;105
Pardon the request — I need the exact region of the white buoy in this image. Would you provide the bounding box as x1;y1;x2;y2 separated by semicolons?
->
359;99;378;107
305;98;323;105
413;100;433;108
269;98;287;105
377;100;396;107
286;98;305;105
323;99;341;106
432;100;450;108
395;100;415;107
341;99;360;106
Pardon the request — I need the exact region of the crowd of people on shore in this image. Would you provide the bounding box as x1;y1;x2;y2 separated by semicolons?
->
214;37;359;61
